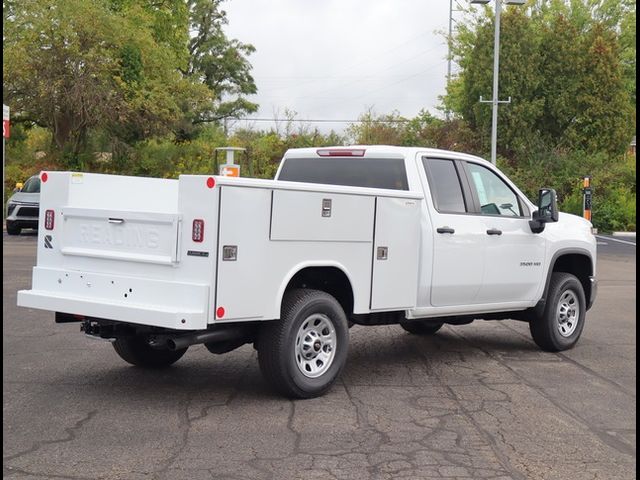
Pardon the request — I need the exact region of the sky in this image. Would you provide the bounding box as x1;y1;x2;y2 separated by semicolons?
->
223;0;457;135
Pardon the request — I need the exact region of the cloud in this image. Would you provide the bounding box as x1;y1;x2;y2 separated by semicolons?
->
224;0;452;133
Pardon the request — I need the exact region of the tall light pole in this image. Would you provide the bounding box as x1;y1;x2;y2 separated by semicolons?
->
471;0;524;165
447;1;464;121
446;0;454;121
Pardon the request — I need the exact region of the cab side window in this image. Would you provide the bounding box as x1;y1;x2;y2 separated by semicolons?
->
423;158;467;213
467;163;521;217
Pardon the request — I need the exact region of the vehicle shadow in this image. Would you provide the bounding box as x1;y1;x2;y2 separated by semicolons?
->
53;325;539;401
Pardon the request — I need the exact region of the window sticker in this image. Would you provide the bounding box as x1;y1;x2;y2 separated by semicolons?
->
471;171;487;205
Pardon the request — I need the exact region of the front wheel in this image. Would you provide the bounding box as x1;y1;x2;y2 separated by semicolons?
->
257;289;349;399
530;272;586;352
112;336;187;368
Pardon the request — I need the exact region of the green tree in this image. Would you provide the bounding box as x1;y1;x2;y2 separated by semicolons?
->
3;0;257;167
186;0;258;127
445;1;634;159
565;24;633;155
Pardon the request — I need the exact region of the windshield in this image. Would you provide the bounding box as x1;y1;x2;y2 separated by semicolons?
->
21;176;41;193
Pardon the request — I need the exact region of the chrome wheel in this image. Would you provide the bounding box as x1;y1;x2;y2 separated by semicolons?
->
295;313;337;378
557;289;580;337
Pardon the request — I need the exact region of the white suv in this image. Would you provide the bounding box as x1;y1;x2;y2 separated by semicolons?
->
6;175;41;235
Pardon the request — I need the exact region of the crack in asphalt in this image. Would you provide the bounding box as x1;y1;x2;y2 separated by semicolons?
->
448;326;637;459
411;339;528;480
3;465;97;480
3;409;98;464
151;359;254;480
500;322;636;398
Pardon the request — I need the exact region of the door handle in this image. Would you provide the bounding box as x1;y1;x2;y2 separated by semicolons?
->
436;227;455;234
486;228;502;235
108;218;125;224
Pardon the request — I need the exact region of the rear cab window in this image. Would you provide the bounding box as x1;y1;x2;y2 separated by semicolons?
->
278;157;409;191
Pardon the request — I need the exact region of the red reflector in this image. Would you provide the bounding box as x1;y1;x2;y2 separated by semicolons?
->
317;148;366;157
44;210;55;230
41;172;49;183
192;219;204;242
206;177;216;188
216;307;225;318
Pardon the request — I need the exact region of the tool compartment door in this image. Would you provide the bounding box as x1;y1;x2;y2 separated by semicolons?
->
370;197;421;310
270;190;374;242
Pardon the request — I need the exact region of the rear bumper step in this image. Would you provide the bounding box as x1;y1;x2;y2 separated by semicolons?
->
18;288;207;331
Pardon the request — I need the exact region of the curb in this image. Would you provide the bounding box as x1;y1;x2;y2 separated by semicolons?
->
612;232;636;237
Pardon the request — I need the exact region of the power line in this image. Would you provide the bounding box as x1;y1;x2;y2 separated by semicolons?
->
233;117;416;124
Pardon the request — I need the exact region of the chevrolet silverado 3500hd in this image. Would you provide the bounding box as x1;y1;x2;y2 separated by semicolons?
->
17;146;597;398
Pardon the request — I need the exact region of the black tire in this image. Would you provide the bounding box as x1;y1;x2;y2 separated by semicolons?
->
6;222;21;236
400;321;443;335
257;289;349;399
530;272;586;352
112;336;187;368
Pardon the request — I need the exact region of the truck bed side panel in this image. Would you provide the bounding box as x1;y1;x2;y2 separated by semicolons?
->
215;185;376;321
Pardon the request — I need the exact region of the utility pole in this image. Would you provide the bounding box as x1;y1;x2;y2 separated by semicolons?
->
474;0;524;165
446;0;454;121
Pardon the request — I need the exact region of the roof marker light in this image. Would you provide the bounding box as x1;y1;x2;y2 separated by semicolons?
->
316;148;366;157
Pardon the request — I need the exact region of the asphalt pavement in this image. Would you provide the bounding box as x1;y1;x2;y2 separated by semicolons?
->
3;231;636;480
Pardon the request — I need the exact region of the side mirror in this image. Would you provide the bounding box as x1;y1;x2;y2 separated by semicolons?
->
537;188;559;222
529;188;559;233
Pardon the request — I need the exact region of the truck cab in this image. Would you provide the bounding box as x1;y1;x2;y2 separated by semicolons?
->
277;146;596;318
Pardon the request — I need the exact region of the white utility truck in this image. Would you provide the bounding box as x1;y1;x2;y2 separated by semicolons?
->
18;146;597;398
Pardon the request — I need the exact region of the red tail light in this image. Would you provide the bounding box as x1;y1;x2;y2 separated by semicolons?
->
317;148;366;157
44;209;55;230
192;219;204;242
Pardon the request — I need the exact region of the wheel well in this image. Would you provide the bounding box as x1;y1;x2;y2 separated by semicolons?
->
284;267;354;316
551;253;592;304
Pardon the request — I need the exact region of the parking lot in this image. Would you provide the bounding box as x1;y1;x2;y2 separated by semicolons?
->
3;232;636;480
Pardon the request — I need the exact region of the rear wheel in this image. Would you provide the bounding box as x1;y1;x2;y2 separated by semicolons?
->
257;289;349;399
6;222;21;236
400;321;443;335
530;272;586;352
112;336;187;368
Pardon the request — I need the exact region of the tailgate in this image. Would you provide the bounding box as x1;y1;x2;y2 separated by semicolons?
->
60;207;181;265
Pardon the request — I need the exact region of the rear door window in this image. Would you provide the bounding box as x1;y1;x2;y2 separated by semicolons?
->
422;158;467;213
278;157;408;190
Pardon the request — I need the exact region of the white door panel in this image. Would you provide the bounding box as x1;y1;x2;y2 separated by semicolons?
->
430;215;486;306
464;161;546;303
477;217;545;303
